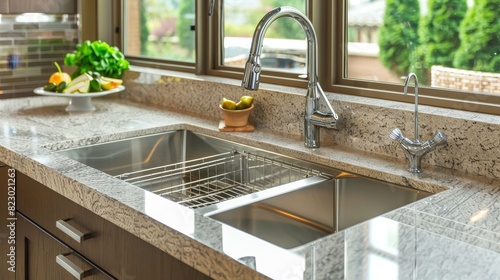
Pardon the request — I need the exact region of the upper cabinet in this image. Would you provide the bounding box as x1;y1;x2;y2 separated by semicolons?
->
0;0;76;14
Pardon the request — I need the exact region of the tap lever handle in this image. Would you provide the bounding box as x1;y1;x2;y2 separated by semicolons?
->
429;131;447;148
310;111;338;129
316;83;338;119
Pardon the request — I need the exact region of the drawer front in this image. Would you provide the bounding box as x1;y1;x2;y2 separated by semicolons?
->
16;171;212;280
16;213;114;280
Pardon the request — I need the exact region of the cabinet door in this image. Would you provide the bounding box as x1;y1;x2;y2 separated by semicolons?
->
8;0;77;14
16;213;114;280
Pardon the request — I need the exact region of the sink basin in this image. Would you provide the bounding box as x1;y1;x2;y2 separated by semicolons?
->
58;129;434;249
198;174;431;249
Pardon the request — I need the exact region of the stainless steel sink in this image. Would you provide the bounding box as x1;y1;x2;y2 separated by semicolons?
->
57;129;434;249
198;173;430;249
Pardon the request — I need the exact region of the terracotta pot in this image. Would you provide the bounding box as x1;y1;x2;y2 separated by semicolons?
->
220;104;254;127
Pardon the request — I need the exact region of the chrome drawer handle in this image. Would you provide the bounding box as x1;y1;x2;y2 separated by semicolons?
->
56;219;89;243
56;254;93;279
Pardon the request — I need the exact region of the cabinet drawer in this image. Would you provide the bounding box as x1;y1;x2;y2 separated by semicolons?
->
16;171;212;280
16;213;113;280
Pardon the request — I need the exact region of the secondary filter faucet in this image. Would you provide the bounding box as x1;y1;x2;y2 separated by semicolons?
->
241;6;339;148
389;73;447;173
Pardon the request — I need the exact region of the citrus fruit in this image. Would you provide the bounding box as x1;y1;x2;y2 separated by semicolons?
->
239;96;254;109
48;62;72;86
100;77;123;90
221;98;237;110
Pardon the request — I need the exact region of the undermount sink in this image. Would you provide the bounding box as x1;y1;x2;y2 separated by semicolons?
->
198;174;431;249
57;130;434;249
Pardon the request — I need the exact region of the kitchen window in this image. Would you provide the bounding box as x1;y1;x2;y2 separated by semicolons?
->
123;0;196;71
114;0;500;115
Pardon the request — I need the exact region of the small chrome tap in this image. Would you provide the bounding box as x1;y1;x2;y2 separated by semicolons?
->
241;6;339;148
390;73;447;173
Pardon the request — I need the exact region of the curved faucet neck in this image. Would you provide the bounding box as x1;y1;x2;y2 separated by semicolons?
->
243;6;318;89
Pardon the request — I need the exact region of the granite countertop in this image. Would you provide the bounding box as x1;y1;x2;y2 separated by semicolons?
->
1;94;500;280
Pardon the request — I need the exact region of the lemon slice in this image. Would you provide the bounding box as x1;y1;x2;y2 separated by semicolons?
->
100;77;123;90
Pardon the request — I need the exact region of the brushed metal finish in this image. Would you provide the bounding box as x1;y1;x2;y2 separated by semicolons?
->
58;129;433;250
56;254;92;280
56;220;88;243
202;175;431;250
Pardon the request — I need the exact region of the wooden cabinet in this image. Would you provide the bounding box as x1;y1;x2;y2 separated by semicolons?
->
3;0;76;14
10;169;212;280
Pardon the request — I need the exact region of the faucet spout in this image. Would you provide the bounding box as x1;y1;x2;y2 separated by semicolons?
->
404;73;419;142
241;6;339;148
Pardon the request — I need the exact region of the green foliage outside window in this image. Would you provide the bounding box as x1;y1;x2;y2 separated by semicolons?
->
419;0;467;68
177;0;195;57
267;0;306;40
224;0;306;39
140;0;150;55
453;0;500;73
378;0;420;77
418;0;467;84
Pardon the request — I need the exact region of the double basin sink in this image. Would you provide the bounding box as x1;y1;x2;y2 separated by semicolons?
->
58;130;432;250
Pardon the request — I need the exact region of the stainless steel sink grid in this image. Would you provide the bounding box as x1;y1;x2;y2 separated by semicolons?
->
115;150;329;209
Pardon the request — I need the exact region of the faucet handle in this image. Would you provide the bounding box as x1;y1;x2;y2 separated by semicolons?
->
428;131;447;149
309;111;338;130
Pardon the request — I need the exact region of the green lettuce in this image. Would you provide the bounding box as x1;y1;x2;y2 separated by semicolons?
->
64;40;130;79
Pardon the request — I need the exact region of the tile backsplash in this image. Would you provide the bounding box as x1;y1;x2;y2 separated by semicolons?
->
0;13;78;98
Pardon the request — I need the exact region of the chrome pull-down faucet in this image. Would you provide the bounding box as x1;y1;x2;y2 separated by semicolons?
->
390;73;447;173
241;6;339;148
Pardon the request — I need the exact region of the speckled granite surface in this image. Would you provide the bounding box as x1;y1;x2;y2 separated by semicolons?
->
0;67;499;279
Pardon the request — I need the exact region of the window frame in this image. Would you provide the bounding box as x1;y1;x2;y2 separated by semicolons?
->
90;0;500;115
